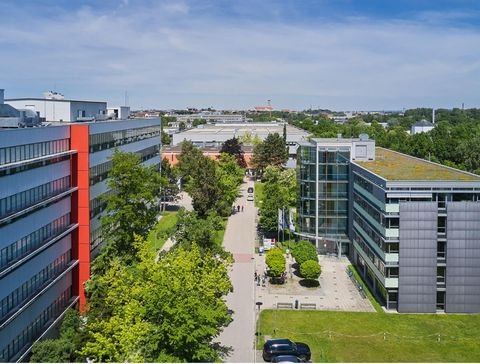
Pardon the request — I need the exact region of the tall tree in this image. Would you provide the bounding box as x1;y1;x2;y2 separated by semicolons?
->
186;155;222;216
100;150;164;262
177;141;204;183
220;137;246;167
216;153;245;214
252;133;288;176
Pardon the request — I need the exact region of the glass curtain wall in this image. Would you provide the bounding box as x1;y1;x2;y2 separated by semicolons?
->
298;144;350;253
317;148;350;250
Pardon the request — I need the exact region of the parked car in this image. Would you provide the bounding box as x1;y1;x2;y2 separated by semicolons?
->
271;355;303;363
247;194;254;201
263;339;311;362
247;187;254;193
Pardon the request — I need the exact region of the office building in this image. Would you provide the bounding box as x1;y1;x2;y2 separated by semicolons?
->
0;117;161;361
0;89;41;128
297;136;480;313
6;92;107;123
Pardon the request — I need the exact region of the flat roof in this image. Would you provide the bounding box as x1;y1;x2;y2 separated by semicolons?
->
6;98;106;104
175;123;309;136
355;147;480;181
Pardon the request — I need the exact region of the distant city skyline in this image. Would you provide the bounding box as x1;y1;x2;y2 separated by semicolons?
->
1;0;480;110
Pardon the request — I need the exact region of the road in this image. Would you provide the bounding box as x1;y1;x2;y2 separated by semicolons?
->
218;178;257;362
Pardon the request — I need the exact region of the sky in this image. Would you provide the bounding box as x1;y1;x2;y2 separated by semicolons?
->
1;0;480;111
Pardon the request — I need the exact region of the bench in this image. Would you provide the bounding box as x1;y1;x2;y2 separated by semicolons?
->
277;302;294;309
300;303;317;310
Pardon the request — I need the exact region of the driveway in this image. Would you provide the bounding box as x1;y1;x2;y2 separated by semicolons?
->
217;178;257;362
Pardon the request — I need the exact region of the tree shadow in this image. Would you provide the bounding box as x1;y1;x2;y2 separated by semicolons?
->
212;342;234;361
299;279;320;288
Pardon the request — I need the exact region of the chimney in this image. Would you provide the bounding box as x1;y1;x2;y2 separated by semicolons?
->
432;108;435;124
0;89;4;104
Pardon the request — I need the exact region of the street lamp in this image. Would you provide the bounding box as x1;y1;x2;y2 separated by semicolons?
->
256;301;263;347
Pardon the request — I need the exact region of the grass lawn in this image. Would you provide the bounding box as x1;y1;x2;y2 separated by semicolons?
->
259;310;480;362
213;218;228;246
146;211;178;252
347;264;383;313
254;181;264;208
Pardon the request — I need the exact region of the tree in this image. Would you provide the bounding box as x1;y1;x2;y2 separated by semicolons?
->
258;181;285;233
265;247;286;277
30;309;86;363
216;153;244;214
177;140;204;183
300;260;321;280
81;237;233;362
179;121;186;131
160;157;179;203
161;130;171;145
173;209;223;250
220;137;246;167
292;240;318;266
186;155;222;216
100;150;164;263
252;133;288;176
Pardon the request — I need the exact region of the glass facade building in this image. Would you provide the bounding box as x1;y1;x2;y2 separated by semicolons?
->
297;137;480;313
0;127;79;362
0;117;161;361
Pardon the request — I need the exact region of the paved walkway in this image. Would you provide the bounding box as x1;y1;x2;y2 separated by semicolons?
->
218;178;257;363
254;254;375;312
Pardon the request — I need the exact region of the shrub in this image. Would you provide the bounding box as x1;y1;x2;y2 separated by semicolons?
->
292;240;318;266
300;260;321;280
266;247;286;277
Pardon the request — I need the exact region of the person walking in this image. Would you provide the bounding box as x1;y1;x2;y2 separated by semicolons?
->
241;205;244;212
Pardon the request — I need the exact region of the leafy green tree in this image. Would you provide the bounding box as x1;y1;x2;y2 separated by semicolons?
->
216;153;244;213
81;237;232;362
292;240;318;266
100;150;164;263
30;309;86;363
258;181;285;232
173;209;223;250
252;133;287;175
300;260;321;280
265;247;286;277
179;121;186;131
160;157;179;202
177;140;204;183
161;130;171;145
187;155;222;216
220;137;246;167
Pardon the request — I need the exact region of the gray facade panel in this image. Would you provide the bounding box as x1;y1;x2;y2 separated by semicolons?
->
446;201;480;313
398;202;437;313
0;126;70;149
0;235;71;301
89;136;159;167
0;271;73;355
0;197;71;249
0;159;71;199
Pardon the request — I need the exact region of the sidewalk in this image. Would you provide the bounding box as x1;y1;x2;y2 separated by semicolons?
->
217;178;257;363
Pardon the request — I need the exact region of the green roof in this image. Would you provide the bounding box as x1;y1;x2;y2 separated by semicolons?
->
355;148;480;181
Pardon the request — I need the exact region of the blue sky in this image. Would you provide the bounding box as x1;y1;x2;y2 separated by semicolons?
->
1;0;480;110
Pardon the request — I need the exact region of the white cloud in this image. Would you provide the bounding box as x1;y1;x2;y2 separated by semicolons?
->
1;2;480;110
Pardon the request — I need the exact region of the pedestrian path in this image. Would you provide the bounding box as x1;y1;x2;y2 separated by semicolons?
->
217;178;257;363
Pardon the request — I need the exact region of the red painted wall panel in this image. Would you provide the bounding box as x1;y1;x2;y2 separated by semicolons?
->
70;125;90;311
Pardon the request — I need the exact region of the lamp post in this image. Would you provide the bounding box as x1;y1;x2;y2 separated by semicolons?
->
256;301;263;347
